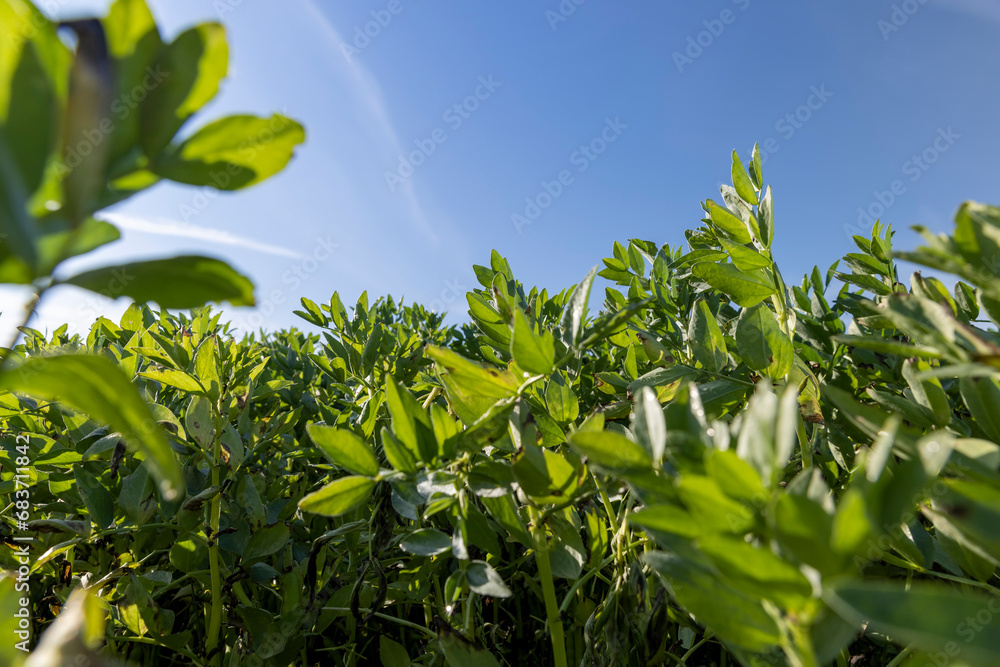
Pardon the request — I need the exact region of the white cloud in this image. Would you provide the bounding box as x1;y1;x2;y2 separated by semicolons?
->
297;0;441;246
99;213;304;258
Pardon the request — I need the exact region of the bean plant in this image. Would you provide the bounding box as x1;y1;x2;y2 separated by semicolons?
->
5;1;1000;667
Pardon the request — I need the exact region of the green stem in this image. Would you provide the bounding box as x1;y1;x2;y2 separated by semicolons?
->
675;363;755;388
205;429;223;663
528;506;567;667
592;470;620;537
885;646;914;667
322;607;437;639
233;581;253;606
797;418;812;469
680;632;714;662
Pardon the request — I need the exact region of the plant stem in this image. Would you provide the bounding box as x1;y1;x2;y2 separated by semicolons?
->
680;632;714;662
205;428;223;663
322;607;437;638
528;506;567;667
885;646;914;667
675;363;756;388
797;418;812;469
592;470;620;537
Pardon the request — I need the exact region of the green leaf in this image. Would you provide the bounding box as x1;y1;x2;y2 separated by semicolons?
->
380;636;411;667
773;494;841;576
705;449;766;503
425;345;518;424
1;7;63;201
720;238;771;271
676;475;755;534
0;354;183;499
960;376;1000;443
560;266;597;346
298;476;375;517
36;217;120;275
928;479;1000;564
361;322;384;376
697;535;812;610
512;446;580;504
23;588;107;666
438;629;501;667
510;309;554;375
154;114;305;190
74;466;116;529
645;551;781;652
732;150;759;205
242;523;290;562
750;143;763;189
0;126;37;272
688;299;728;373
307;424;379;477
568;430;652;472
61;255;255;308
194;339;221;401
827;582;1000;665
119;463;156;524
758;185;774;247
629;505;703;538
481;494;530;546
736;304;793;379
170;537;207;573
380;427;417;475
631;386;665;465
830;334;942;360
385;374;436;463
104;0;163;163
184;395;214;449
691;263;775;307
707;201;752;244
466;560;512;598
545;374;579;424
141;22;228;156
139;368;205;394
400;528;452;556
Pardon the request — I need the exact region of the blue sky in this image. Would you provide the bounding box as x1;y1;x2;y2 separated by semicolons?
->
5;0;1000;338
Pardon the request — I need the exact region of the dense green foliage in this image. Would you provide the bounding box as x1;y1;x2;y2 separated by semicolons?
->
5;1;1000;667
